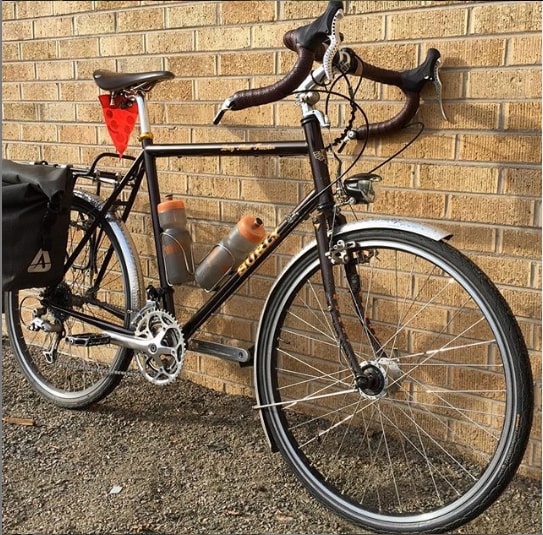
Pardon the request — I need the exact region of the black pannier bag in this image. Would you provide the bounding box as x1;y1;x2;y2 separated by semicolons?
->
2;160;74;292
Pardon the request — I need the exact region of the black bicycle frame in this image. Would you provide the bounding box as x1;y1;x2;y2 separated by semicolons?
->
142;137;310;330
143;113;343;339
54;111;365;376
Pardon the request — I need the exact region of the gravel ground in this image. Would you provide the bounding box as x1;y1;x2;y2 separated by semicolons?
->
2;337;541;535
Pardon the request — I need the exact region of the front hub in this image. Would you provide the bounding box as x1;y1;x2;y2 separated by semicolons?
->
356;359;402;399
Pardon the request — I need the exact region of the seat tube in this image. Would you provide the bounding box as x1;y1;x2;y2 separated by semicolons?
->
135;92;176;313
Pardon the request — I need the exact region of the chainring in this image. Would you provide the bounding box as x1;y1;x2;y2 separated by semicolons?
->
133;304;185;385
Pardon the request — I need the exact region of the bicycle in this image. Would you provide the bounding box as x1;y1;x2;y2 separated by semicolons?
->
4;1;534;533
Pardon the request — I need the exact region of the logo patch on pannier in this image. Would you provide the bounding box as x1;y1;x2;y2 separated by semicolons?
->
27;249;52;273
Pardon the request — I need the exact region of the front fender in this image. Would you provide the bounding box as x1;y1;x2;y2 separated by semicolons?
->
253;218;452;451
335;218;452;243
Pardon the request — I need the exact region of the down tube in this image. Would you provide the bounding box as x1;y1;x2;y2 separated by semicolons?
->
182;191;319;339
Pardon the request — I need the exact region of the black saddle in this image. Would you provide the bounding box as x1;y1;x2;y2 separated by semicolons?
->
93;69;175;92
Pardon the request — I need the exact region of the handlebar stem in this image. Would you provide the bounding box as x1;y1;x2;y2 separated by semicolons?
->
297;64;327;92
296;65;331;126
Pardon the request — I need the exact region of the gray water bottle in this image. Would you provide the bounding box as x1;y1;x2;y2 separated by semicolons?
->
195;216;265;291
158;194;194;285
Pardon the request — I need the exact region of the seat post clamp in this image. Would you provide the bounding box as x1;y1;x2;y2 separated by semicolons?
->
138;132;154;142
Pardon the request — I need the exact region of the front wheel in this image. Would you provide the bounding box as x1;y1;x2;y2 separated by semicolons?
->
256;228;533;534
4;191;145;409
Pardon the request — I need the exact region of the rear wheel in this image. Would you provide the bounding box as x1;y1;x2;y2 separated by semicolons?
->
5;191;144;409
256;228;533;533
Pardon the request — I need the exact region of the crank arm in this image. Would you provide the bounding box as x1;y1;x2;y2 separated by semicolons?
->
104;329;164;356
66;329;151;354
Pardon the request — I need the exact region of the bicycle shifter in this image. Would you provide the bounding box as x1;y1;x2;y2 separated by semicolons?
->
398;48;450;123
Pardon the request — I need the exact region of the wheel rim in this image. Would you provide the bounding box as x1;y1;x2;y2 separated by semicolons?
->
6;196;137;404
258;231;529;531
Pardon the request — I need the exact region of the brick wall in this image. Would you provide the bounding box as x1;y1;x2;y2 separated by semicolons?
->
2;1;541;475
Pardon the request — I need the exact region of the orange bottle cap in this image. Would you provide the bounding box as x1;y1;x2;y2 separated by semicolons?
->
237;216;265;243
158;195;185;213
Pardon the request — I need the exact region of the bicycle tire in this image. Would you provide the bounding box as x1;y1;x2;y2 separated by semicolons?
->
5;191;145;409
255;227;533;534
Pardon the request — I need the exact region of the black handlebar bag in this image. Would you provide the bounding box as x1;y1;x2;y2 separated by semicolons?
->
2;160;74;292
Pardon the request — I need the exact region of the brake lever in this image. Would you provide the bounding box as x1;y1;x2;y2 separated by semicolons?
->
432;57;449;122
213;97;233;124
323;9;344;83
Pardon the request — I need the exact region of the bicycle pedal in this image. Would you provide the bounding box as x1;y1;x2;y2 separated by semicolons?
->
66;333;112;347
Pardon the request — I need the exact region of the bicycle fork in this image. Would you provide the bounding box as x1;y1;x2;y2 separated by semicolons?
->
313;212;387;394
302;113;376;393
303;109;391;395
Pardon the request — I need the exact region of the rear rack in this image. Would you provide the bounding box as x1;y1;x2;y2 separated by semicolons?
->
72;152;137;198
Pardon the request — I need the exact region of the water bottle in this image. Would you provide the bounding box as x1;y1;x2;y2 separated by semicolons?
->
158;194;194;285
195;216;265;290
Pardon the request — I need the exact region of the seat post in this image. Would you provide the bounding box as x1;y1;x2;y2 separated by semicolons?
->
134;91;152;143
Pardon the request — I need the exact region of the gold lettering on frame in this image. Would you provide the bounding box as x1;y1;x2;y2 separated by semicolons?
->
237;230;280;275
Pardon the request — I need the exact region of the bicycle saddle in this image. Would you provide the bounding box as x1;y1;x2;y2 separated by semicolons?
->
93;69;175;92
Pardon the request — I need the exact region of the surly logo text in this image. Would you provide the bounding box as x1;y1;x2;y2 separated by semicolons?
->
237;230;280;275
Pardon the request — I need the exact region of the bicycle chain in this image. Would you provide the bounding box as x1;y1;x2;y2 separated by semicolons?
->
54;358;142;379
